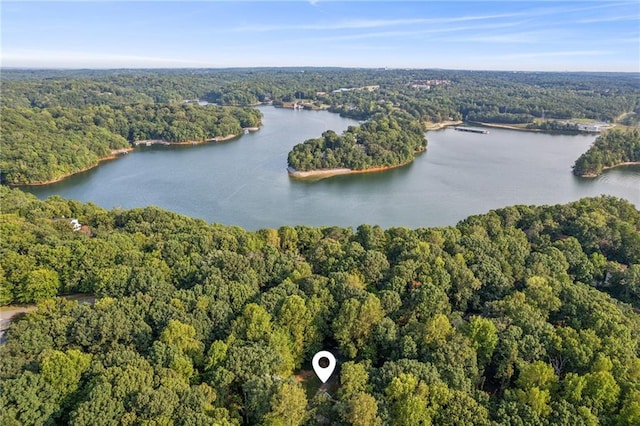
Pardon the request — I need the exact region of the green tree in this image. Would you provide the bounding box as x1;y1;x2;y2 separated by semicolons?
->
464;316;498;369
339;362;370;400
17;268;60;303
618;390;640;425
40;349;92;399
0;371;61;426
263;381;308;426
384;373;431;426
341;392;381;426
507;361;558;417
333;294;384;358
160;320;203;358
68;381;126;426
277;295;313;366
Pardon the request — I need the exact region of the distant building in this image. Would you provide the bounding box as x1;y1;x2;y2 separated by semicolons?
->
331;85;379;94
576;123;609;133
410;83;431;90
409;79;450;89
53;217;82;231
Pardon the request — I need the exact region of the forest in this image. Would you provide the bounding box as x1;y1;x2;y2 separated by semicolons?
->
573;129;640;177
0;105;261;185
2;69;638;125
1;187;639;425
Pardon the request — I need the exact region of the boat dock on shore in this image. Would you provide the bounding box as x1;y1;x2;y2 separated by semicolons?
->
134;140;171;147
455;127;489;134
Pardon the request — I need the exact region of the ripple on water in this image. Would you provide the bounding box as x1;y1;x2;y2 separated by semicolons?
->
598;166;640;189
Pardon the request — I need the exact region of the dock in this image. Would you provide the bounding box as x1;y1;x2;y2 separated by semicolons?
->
134;140;171;147
455;127;489;134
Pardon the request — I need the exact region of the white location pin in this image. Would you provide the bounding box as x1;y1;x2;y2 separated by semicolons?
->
312;350;336;383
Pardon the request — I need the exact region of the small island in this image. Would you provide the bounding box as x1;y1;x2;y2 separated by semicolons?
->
573;129;640;177
287;112;427;179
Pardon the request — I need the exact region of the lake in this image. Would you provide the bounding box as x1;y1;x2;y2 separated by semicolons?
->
24;106;640;230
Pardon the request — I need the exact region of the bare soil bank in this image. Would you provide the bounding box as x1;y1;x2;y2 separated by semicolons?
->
579;162;640;178
424;120;463;130
288;149;424;180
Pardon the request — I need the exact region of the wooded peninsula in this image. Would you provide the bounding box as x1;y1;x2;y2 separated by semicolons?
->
573;129;640;177
1;104;261;185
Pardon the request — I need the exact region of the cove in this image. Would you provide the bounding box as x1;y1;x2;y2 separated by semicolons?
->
23;106;640;230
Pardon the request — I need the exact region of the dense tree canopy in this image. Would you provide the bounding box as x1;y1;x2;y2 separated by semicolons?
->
1;187;639;425
287;112;426;172
573;129;640;177
2;69;638;124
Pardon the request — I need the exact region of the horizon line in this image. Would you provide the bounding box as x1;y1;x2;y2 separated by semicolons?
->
2;66;639;74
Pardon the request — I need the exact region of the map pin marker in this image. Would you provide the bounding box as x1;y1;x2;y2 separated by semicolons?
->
312;350;336;383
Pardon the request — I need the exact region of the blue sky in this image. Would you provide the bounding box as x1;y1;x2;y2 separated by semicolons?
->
2;1;639;71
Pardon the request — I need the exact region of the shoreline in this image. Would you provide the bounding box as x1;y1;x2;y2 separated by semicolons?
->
469;121;618;135
275;102;329;111
135;127;259;147
424;120;463;130
578;161;640;178
157;133;239;146
288;149;423;180
469;121;542;133
14;147;135;186
13;127;261;187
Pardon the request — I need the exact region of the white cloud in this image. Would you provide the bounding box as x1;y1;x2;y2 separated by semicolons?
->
504;50;614;59
231;12;526;33
577;15;640;24
302;21;524;43
447;31;550;44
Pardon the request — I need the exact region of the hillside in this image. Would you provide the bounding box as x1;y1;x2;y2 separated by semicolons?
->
1;187;639;425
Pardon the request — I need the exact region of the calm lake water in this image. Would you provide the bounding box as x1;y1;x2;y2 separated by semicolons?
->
24;106;640;230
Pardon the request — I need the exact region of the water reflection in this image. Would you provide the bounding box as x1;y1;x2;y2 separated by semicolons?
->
23;107;639;230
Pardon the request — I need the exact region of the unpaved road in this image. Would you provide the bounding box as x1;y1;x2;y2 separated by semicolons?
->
0;294;94;343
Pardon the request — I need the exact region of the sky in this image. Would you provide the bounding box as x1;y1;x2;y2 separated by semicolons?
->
2;1;639;72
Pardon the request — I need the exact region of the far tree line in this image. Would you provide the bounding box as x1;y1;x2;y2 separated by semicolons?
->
2;68;638;182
